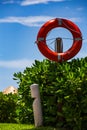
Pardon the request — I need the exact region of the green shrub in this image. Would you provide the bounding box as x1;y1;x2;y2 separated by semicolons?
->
0;92;18;123
13;57;87;130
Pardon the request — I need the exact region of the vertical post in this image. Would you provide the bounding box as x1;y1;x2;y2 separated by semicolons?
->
55;37;64;122
55;37;63;53
30;84;43;127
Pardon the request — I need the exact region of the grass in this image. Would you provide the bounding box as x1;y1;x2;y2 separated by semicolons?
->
0;123;60;130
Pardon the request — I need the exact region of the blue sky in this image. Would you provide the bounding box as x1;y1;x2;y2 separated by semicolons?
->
0;0;87;91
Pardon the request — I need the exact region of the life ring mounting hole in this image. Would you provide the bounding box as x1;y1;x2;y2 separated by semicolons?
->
46;27;73;52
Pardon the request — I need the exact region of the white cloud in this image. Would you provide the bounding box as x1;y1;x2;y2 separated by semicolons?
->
2;0;14;4
0;59;34;68
77;7;83;11
0;16;82;27
20;0;66;6
0;16;54;27
69;17;82;23
1;0;67;5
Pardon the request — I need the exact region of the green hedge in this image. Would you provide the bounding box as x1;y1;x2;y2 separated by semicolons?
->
14;57;87;129
0;92;17;123
1;57;87;130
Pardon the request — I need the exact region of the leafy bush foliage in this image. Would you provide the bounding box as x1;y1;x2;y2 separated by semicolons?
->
13;57;87;129
0;92;17;123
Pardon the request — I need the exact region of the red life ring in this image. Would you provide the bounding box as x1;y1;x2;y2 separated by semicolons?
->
36;18;82;62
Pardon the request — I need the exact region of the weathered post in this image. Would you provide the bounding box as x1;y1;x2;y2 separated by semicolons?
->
55;37;64;122
30;84;43;127
55;37;63;53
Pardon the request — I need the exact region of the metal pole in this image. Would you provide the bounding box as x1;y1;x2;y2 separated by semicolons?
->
30;84;43;127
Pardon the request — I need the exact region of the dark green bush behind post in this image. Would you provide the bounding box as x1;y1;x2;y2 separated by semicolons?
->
0;92;18;123
13;57;87;130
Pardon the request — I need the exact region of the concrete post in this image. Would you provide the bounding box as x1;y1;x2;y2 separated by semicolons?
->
30;84;43;127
